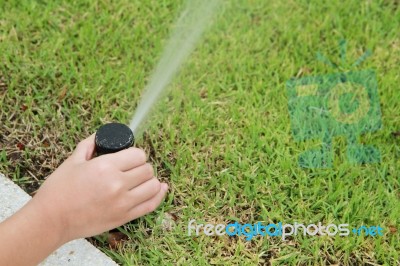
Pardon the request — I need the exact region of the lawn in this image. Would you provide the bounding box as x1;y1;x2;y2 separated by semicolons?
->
0;0;399;265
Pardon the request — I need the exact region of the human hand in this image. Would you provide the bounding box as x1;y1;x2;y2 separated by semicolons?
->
30;134;168;243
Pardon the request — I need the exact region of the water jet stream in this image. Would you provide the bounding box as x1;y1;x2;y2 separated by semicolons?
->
129;0;220;136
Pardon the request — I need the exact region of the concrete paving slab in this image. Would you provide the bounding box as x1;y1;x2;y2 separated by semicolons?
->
0;173;118;266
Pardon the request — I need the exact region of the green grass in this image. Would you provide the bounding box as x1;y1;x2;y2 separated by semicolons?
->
0;0;399;265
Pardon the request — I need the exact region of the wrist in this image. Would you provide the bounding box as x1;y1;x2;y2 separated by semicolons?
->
27;196;70;245
0;198;69;265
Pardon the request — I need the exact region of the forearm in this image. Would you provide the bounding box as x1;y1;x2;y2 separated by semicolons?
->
0;199;66;266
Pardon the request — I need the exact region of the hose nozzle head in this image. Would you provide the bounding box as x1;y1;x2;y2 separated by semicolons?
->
95;123;134;155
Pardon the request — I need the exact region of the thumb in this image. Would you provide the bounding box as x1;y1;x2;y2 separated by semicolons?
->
73;134;96;161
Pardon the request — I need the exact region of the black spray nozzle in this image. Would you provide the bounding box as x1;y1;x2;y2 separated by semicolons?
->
95;123;134;156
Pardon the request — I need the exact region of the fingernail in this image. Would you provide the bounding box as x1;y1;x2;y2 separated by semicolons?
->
162;183;169;192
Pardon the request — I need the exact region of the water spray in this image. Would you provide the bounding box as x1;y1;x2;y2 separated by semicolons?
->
94;0;219;151
129;0;220;136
